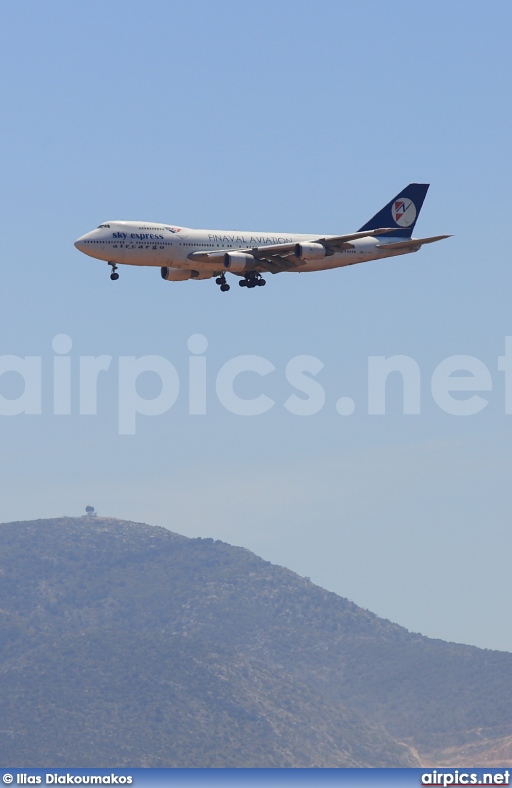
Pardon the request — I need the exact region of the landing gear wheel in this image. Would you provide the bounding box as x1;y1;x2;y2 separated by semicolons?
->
109;262;119;281
216;273;230;291
241;272;265;289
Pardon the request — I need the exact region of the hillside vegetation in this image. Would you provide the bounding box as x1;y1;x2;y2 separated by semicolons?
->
0;518;511;766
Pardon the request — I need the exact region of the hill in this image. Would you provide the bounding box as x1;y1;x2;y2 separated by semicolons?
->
0;517;511;767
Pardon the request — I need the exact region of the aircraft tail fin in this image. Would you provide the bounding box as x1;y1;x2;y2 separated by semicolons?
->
358;183;429;238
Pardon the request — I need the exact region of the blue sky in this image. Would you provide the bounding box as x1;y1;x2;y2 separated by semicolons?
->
2;1;512;651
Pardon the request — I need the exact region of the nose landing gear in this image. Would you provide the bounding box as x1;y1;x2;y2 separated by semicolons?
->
109;263;119;281
215;274;230;292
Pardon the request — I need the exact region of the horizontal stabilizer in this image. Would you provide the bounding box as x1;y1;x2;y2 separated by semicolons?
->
375;234;452;251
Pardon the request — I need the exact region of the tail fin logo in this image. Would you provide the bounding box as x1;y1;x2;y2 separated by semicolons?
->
392;198;416;227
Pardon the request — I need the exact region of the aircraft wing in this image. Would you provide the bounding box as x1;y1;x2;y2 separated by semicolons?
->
245;228;397;259
188;227;396;271
375;234;452;252
313;228;397;252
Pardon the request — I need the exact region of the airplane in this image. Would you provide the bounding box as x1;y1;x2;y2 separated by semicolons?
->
74;183;450;292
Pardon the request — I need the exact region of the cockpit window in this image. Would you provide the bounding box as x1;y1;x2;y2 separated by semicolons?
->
98;224;111;228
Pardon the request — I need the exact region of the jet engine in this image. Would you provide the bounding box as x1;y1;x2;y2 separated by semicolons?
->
294;242;326;261
223;252;256;272
160;267;213;281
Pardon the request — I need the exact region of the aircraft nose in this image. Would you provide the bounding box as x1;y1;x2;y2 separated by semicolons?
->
74;233;88;252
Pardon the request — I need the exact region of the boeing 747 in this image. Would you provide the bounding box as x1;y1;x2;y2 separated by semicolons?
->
74;183;449;292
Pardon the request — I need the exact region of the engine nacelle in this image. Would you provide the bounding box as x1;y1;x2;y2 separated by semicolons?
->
160;267;213;282
223;252;256;272
294;242;326;261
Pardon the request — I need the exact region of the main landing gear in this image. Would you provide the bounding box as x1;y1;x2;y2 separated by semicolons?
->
239;272;266;288
109;262;119;281
215;272;266;292
215;274;230;292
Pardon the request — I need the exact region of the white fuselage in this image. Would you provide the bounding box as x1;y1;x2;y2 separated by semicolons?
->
74;220;414;275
